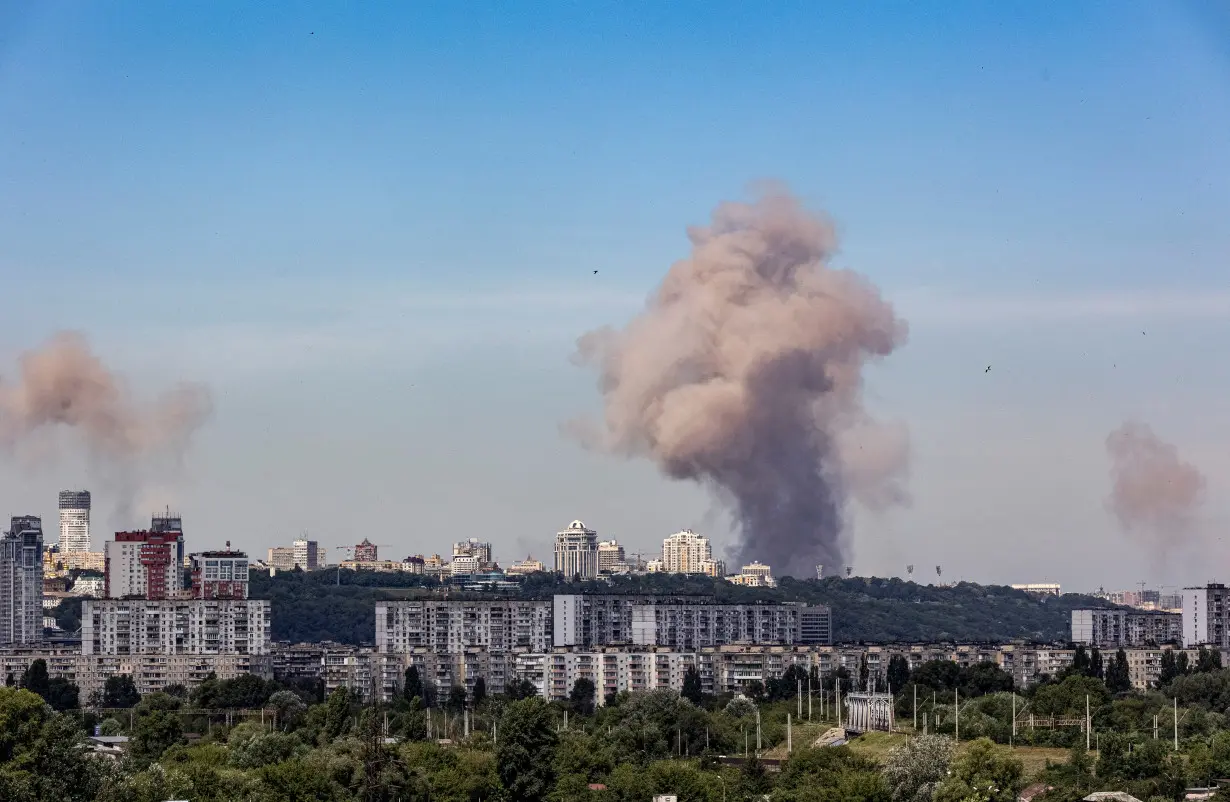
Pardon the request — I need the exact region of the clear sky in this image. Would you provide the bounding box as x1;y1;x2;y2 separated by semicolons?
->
2;1;1228;591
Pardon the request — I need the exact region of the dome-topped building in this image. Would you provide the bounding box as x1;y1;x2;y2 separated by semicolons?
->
554;520;598;580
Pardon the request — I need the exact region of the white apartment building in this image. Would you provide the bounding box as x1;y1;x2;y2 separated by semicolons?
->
1071;608;1182;648
661;530;712;574
293;538;320;571
1;517;44;646
729;561;775;587
82;599;272;656
375;599;552;653
58;491;91;553
597;540;626;574
450;554;480;576
453;539;493;565
105;529;184;600
507;556;545;576
552;594;832;648
1183;584;1230;648
554;520;598;580
1011;583;1062;597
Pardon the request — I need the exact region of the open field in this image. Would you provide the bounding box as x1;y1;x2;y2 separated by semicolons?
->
768;728;1082;781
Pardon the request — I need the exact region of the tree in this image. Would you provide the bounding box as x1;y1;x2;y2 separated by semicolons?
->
102;674;140;708
323;685;352;740
859;653;869;691
403;666;423;702
472;677;487;707
1198;647;1223;673
1160;650;1179;686
267;690;307;730
497;697;558;802
681;666;704;706
886;655;911;694
44;678;79;712
568;678;595;717
1089;647;1104;680
883;734;954;802
933;737;1022;802
1104;648;1132;694
447;685;468;713
129;709;184;766
506;676;539;701
18;660;50;700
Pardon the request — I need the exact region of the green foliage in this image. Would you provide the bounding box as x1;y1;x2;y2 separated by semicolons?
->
101;674;140;708
932;737;1023;802
1105;649;1132;694
569;678;596;716
681;666;705;706
497;697;558;801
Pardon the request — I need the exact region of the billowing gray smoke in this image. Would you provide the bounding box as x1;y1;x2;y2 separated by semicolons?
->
1106;421;1206;555
571;188;909;577
0;332;212;518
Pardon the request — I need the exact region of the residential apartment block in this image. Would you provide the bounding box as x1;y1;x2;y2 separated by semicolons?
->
0;516;44;646
1183;584;1230;648
83;598;271;656
1071;608;1182;648
189;547;250;599
552;594;833;648
375;599;553;653
554;520;599;579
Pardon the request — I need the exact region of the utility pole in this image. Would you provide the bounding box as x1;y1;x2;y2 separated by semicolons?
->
1011;693;1016;745
787;713;792;753
797;679;803;719
954;688;959;743
913;684;917;731
1085;695;1090;751
1174;697;1179;751
755;709;762;754
836;680;842;729
807;674;812;721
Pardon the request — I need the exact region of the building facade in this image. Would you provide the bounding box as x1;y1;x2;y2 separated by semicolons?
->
552;594;832;649
58;491;91;553
1071;608;1182;648
729;561;775;587
597;540;626;574
354;539;379;562
1183;584;1230;648
554;520;598;580
190;546;250;599
0;517;44;645
507;556;545;576
267;547;296;571
375;599;552;653
453;539;493;566
83;598;271;656
661;530;712;574
106;528;185;600
293;538;320;571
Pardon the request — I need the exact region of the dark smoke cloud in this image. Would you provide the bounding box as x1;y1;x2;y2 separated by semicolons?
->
1106;421;1207;555
570;187;909;577
0;332;212;520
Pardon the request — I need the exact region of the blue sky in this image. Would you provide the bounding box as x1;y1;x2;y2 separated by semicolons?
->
1;1;1227;590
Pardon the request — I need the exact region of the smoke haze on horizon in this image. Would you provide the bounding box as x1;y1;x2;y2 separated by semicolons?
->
570;187;909;578
0;331;213;525
1106;420;1208;563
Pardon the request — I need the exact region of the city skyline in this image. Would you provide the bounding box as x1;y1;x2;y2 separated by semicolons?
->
1;3;1227;590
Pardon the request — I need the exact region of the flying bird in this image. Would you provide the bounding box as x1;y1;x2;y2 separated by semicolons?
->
985;365;991;373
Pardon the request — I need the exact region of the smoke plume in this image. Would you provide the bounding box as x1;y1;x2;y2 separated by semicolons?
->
0;332;212;518
570;187;909;577
1105;421;1207;555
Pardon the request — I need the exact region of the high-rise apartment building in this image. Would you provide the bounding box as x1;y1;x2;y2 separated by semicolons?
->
661;530;713;574
57;491;91;553
554;520;598;580
83;598;271;655
105;516;186;599
552;594;832;648
0;516;44;645
1183;584;1230;648
453;539;493;566
293;538;320;571
354;539;378;562
1071;608;1182;648
597;540;626;574
375;599;553;653
190;545;250;599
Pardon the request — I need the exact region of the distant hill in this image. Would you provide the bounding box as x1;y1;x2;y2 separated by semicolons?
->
246;570;1115;646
